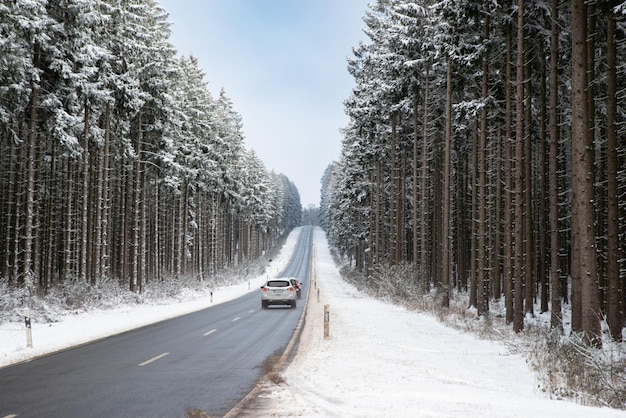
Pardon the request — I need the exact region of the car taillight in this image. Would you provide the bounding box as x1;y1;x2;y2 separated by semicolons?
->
289;287;294;291
262;287;267;292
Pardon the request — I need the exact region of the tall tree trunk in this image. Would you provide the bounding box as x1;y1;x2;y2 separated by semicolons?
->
493;128;502;300
389;113;397;264
375;160;382;266
442;57;452;308
399;149;406;262
470;125;478;309
477;14;490;316
571;0;601;346
605;8;621;342
513;0;526;333
80;104;90;282
549;0;563;330
24;78;38;283
504;11;515;324
412;95;419;281
42;142;58;290
539;52;549;314
524;60;534;317
3;142;18;282
102;103;112;281
421;64;431;293
63;157;75;282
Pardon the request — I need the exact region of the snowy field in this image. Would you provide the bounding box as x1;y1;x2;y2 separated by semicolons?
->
246;229;624;418
1;227;623;417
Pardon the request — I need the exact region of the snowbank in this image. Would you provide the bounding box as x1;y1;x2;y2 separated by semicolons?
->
246;228;624;418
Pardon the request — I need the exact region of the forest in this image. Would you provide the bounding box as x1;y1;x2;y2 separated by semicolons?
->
0;1;302;296
321;0;626;347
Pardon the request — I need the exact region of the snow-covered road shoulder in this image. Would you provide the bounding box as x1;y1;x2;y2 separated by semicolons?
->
0;229;301;369
246;228;624;418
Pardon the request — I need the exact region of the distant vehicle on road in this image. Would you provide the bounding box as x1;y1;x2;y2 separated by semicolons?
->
289;278;302;299
261;279;297;309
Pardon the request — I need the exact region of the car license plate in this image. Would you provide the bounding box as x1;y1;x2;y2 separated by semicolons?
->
273;290;284;294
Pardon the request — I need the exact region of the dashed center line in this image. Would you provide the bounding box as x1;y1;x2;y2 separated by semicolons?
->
232;317;240;322
203;329;217;336
3;414;18;418
248;310;255;313
138;352;169;366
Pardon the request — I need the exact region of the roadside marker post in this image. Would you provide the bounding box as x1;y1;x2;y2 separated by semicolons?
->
24;308;33;348
324;304;330;339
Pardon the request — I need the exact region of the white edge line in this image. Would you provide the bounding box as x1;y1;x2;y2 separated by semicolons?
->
138;352;169;367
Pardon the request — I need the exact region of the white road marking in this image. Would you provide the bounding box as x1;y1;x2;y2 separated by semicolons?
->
138;352;169;366
3;414;19;418
232;317;240;322
248;310;255;313
203;329;217;336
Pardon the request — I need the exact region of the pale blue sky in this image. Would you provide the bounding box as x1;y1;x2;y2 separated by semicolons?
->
157;0;370;207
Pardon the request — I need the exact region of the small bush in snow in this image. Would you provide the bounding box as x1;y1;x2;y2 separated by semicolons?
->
517;326;626;408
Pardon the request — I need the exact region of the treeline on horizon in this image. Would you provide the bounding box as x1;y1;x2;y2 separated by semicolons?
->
0;0;302;294
321;0;626;346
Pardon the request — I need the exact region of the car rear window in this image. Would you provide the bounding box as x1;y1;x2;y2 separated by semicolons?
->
267;280;290;287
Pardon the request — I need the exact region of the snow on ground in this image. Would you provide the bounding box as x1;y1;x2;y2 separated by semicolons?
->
0;227;623;417
0;229;300;369
250;228;624;418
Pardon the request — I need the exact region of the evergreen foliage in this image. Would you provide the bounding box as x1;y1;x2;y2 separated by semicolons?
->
323;0;626;343
0;0;302;293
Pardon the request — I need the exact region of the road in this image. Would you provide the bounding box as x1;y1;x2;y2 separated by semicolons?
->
0;226;313;418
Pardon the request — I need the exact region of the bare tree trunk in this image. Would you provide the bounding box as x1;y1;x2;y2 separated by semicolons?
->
80;104;90;282
571;0;601;346
375;160;382;265
102;103;112;281
399;148;406;263
470;125;478;309
138;165;146;291
477;14;490;316
457;152;468;292
513;0;525;333
389;113;397;265
24;78;38;283
549;0;563;330
441;57;452;308
524;60;534;317
605;8;621;342
3;141;18;282
42;142;58;290
539;53;549;314
413;95;419;280
493;128;502;300
504;7;515;325
63;157;75;282
421;64;431;293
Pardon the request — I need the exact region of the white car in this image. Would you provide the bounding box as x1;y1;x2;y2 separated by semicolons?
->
261;279;297;309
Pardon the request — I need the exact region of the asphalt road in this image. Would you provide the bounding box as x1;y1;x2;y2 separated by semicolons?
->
0;226;313;418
